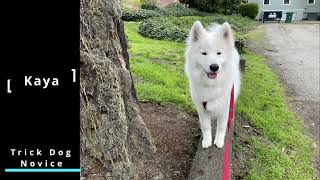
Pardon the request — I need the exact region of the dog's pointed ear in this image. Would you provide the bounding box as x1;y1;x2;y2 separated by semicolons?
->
189;21;204;42
221;22;234;44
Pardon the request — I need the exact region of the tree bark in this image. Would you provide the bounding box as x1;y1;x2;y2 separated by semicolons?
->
80;0;156;179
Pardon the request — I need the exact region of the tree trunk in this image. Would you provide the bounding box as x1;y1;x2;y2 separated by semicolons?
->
80;0;156;179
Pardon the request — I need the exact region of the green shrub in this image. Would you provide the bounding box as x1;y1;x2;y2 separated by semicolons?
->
140;0;156;4
163;2;209;16
122;8;161;21
141;3;159;10
139;17;189;42
238;3;259;19
122;3;208;21
179;0;240;14
138;15;257;42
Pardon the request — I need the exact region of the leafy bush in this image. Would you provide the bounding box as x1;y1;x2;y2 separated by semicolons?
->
163;2;209;16
122;8;161;21
138;15;257;42
139;17;189;42
122;3;208;21
140;0;156;4
179;0;240;14
139;15;254;50
238;3;259;19
141;3;159;10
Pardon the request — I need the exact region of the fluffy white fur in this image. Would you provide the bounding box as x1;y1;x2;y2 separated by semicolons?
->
185;21;241;148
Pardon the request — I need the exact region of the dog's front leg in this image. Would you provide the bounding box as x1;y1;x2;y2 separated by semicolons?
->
196;105;212;148
214;110;228;148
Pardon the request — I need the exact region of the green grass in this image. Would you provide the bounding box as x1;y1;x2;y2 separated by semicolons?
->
122;0;142;10
238;52;314;179
243;25;265;42
124;21;315;179
132;0;140;4
125;22;195;113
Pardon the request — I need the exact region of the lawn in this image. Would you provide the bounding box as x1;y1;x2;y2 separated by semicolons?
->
238;52;314;179
124;21;315;179
125;22;195;113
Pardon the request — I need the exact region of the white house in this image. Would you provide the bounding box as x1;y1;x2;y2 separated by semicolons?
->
248;0;320;21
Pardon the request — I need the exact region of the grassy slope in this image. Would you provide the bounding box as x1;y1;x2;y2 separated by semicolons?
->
238;52;314;179
240;27;315;179
124;21;315;179
125;22;195;113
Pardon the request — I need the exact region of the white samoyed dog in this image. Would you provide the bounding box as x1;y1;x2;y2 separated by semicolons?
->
185;21;241;149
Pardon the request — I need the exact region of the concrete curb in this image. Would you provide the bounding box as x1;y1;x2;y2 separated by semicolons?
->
188;121;234;180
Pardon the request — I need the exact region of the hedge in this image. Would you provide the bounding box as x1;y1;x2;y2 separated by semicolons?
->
138;15;257;42
179;0;240;14
238;3;259;19
122;3;209;21
138;17;189;42
122;8;162;21
141;3;159;10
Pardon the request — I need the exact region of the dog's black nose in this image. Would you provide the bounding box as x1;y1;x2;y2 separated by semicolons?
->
210;64;219;72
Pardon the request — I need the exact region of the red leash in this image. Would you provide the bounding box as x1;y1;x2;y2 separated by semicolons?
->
222;83;235;180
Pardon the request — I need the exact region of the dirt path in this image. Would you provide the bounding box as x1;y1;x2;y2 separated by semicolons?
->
139;103;200;179
262;23;320;176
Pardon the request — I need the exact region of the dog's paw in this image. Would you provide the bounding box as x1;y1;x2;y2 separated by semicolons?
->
214;138;224;149
202;138;212;148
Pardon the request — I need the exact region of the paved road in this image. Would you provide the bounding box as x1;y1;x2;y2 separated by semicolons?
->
263;23;320;174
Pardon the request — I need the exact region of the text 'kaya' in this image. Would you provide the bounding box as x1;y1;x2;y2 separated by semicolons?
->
25;76;59;89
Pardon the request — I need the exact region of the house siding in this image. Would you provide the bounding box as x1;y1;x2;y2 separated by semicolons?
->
304;0;320;12
249;0;320;20
304;0;320;20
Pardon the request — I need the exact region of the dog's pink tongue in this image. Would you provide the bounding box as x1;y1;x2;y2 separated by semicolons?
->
207;72;217;79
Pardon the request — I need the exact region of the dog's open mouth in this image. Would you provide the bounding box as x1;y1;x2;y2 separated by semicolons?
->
207;72;217;79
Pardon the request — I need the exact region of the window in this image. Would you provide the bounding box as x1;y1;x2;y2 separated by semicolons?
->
284;0;290;5
308;0;315;4
264;0;270;5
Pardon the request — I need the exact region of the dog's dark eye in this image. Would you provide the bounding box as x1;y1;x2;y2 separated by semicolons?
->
217;52;221;55
201;52;207;55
